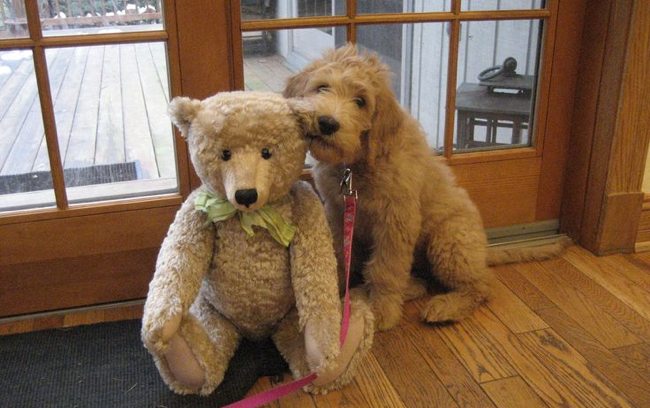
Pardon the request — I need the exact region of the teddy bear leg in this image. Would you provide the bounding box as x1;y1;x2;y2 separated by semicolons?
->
272;289;375;395
153;299;241;396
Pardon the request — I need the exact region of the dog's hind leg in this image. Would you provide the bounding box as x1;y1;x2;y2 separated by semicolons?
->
421;214;495;323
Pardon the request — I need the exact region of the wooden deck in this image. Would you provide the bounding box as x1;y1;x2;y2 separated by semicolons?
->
0;42;172;181
0;46;294;183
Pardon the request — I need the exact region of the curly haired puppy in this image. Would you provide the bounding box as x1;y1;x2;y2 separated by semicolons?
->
284;44;495;330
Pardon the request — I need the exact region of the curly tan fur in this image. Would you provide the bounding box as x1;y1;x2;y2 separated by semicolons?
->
284;45;496;330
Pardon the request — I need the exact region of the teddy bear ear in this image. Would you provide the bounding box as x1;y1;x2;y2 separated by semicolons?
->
168;96;201;138
287;98;317;135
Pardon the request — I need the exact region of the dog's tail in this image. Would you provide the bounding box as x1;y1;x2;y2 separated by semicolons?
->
486;235;572;266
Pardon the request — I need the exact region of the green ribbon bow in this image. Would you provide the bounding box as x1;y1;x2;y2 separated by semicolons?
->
195;191;296;247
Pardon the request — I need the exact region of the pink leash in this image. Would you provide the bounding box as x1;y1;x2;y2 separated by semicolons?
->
225;169;357;408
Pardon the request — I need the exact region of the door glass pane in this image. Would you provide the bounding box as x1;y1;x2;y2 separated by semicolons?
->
359;0;450;14
242;0;344;20
454;19;542;152
0;0;28;39
45;42;177;204
243;26;339;93
356;23;449;151
461;0;545;11
38;0;164;37
0;49;56;212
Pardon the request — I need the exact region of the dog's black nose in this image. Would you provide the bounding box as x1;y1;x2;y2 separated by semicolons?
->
318;116;340;135
235;189;258;207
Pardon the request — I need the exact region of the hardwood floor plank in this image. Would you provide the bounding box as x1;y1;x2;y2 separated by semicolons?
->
537;307;650;407
540;256;650;341
312;375;373;408
514;261;641;348
135;42;175;179
372;317;460;407
348;353;405;408
64;45;104;169
487;277;549;334
481;376;548;408
435;309;518;383
474;307;633;408
517;328;634;408
120;43;158;179
404;301;497;408
95;44;125;166
611;342;650;381
564;246;650;321
493;264;555;311
609;254;650;293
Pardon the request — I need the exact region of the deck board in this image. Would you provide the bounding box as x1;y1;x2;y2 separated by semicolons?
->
120;43;158;179
2;48;72;176
1;47;287;189
135;42;175;179
95;44;125;166
64;45;104;169
0;53;42;173
1;43;177;183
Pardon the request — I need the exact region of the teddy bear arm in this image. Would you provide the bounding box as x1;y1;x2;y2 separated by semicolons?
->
289;182;342;369
142;190;215;349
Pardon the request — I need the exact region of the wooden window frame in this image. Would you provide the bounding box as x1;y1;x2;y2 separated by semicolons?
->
231;0;582;226
0;0;190;224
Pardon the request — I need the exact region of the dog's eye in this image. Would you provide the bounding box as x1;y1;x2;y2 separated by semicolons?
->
221;149;232;161
353;97;366;108
316;85;329;93
261;148;272;160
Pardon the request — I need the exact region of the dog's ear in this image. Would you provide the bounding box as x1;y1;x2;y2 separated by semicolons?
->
168;96;201;138
287;98;317;135
283;70;312;98
366;83;403;168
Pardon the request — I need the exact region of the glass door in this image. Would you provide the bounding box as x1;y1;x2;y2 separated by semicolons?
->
0;0;581;319
0;0;196;318
236;0;578;229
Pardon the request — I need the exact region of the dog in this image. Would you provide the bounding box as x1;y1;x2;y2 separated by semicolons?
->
283;44;497;330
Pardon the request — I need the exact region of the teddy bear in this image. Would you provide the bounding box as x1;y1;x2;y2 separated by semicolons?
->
141;91;374;397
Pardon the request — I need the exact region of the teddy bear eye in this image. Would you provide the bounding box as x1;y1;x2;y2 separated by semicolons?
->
221;149;232;161
354;96;366;108
261;148;272;160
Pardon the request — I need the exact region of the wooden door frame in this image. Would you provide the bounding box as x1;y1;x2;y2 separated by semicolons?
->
560;0;650;255
0;0;237;318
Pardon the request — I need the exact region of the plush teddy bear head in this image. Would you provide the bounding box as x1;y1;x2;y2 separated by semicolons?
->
168;91;314;212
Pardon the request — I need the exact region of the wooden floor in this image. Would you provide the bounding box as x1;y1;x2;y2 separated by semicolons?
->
247;245;650;408
2;246;649;407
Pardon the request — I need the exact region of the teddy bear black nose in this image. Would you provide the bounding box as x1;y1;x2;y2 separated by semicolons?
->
235;189;258;207
318;115;340;135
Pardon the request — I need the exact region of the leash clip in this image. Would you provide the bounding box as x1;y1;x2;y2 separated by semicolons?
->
339;168;357;198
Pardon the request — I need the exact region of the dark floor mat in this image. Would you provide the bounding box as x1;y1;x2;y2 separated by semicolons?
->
0;162;140;194
0;319;288;407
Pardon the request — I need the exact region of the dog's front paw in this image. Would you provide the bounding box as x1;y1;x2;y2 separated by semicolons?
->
370;295;402;331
